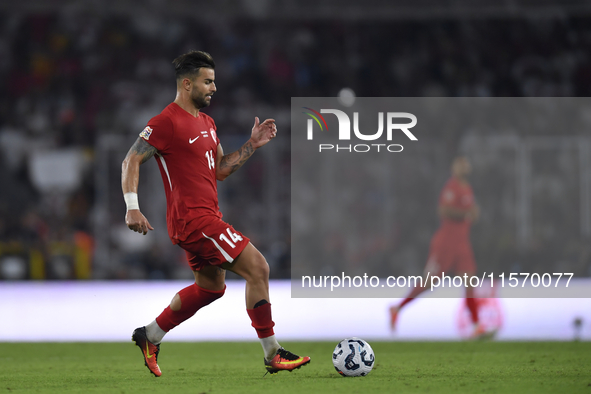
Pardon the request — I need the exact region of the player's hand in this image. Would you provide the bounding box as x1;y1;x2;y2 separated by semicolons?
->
125;210;154;235
250;117;277;149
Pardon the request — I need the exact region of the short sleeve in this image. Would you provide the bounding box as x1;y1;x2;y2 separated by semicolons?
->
141;114;174;152
208;116;220;145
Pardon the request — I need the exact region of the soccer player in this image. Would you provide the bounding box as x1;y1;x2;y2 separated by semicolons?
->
121;50;310;377
389;156;486;338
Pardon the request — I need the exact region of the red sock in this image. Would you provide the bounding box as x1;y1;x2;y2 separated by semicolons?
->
156;283;226;332
246;302;275;338
465;288;479;324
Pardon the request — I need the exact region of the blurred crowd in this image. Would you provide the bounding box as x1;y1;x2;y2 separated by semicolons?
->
1;9;591;279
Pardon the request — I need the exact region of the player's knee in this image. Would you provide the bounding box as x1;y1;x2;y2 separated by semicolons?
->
251;254;269;282
230;245;269;283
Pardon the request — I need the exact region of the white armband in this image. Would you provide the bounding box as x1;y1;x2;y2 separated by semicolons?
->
124;192;140;211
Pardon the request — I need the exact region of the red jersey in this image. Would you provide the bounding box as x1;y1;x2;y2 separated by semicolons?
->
140;103;221;244
435;177;475;244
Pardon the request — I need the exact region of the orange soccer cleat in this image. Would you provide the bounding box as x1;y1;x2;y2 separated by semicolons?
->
264;348;311;374
132;326;162;377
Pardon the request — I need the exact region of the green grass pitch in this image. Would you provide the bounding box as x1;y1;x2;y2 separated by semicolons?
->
1;341;590;393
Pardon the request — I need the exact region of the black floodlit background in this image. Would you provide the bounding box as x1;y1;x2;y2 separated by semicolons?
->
291;97;591;297
0;2;590;293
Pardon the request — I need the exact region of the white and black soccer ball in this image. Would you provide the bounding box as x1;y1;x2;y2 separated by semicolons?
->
332;337;375;377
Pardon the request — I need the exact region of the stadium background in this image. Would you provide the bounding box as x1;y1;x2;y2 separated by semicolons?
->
0;0;590;341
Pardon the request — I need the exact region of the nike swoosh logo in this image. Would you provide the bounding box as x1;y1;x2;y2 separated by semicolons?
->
145;340;153;358
275;358;305;365
189;137;199;144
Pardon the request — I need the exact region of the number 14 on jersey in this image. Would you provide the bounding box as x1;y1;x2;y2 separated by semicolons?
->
220;228;243;248
205;150;215;170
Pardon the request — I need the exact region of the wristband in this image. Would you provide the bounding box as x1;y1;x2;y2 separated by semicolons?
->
124;192;139;211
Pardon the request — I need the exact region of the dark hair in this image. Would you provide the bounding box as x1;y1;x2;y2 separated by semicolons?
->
172;50;215;80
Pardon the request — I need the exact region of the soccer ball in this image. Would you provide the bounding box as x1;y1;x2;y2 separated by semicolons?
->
332;337;375;377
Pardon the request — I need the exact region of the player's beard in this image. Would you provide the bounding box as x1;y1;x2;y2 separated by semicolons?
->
191;91;211;109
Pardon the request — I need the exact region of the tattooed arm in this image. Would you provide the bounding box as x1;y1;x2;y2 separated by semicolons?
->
216;117;277;181
121;137;157;234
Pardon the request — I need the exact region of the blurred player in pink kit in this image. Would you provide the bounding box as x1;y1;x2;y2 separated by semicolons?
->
121;50;310;376
389;156;486;338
